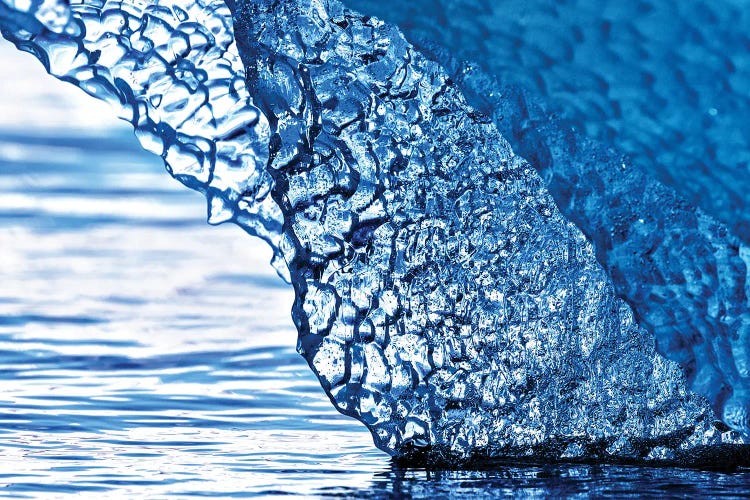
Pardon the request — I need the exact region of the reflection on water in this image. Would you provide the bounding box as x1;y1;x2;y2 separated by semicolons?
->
1;38;750;497
369;465;750;498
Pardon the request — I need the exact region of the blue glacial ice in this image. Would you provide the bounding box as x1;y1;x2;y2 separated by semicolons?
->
2;0;750;465
411;41;750;446
348;0;750;243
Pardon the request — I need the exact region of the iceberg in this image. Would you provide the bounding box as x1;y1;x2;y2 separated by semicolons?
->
2;0;749;465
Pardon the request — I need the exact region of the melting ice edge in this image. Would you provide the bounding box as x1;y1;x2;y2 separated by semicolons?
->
2;0;750;467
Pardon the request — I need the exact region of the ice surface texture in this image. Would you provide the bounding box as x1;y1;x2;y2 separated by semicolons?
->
411;42;750;445
0;0;285;272
349;0;750;242
2;0;750;464
230;0;747;463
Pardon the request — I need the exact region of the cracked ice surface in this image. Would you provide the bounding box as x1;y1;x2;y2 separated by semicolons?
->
412;40;750;444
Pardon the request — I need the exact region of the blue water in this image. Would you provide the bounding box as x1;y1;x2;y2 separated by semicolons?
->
2;2;750;498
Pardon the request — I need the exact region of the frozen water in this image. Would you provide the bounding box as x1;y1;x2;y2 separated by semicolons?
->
227;0;747;463
0;0;285;272
349;0;750;242
2;0;750;465
413;41;750;445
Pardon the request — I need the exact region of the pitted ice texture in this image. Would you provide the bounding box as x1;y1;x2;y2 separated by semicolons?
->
230;0;743;462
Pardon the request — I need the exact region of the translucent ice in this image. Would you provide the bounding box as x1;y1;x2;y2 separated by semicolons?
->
413;41;750;443
229;0;747;462
2;0;750;465
348;0;750;242
0;0;285;273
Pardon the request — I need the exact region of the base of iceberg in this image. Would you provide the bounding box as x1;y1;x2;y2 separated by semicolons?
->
397;443;750;471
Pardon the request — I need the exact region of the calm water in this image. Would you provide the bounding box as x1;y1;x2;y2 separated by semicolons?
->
1;32;750;500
